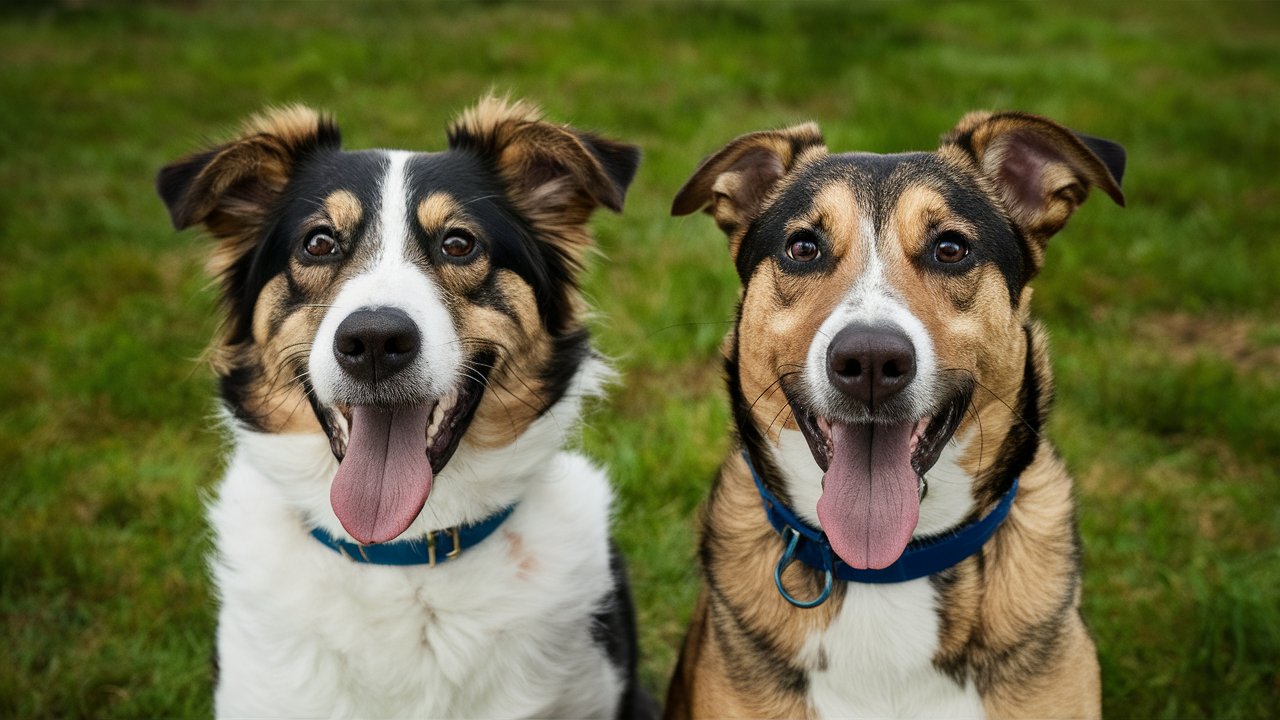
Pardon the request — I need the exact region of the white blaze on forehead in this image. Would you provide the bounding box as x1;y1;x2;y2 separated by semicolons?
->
377;150;413;268
802;216;938;420
307;150;463;406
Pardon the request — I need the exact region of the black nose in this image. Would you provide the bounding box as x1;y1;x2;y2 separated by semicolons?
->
333;308;421;384
826;323;917;410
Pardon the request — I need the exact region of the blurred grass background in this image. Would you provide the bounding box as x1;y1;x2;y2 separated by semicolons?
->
1;1;1277;717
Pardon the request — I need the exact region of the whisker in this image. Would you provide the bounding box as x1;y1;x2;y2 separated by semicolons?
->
766;402;795;438
936;367;1040;438
457;194;503;209
748;370;801;414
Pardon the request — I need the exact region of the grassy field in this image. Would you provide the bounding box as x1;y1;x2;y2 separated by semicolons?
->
2;1;1277;717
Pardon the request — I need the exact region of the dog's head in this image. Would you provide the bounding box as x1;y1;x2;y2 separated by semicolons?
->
675;111;1123;570
159;98;639;544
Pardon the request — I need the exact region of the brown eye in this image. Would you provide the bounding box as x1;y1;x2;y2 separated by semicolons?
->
786;232;821;262
441;231;476;259
304;230;337;257
933;233;970;264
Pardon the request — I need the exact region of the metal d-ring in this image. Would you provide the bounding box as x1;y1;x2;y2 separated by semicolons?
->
774;527;833;609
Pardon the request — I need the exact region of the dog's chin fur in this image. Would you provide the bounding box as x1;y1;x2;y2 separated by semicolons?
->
207;360;628;717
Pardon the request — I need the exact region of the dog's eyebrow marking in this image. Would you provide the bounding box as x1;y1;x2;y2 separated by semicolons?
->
323;189;363;231
890;185;952;252
417;192;462;232
809;183;864;260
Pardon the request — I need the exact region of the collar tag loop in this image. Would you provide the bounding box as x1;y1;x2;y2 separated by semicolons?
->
774;526;834;608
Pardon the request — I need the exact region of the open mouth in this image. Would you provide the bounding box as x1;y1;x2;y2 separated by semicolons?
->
321;354;492;545
784;385;971;570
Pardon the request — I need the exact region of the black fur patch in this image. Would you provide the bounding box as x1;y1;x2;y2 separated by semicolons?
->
536;328;592;412
589;543;659;720
975;324;1046;507
725;320;798;509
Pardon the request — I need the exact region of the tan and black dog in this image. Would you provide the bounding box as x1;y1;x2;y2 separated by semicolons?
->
665;112;1124;718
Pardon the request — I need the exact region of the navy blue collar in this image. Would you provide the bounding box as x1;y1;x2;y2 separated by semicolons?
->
309;504;517;567
743;450;1018;607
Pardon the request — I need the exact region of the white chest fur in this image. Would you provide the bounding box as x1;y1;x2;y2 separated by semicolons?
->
207;436;621;719
800;580;984;719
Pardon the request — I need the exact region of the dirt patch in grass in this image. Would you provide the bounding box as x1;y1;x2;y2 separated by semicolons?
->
1138;311;1280;375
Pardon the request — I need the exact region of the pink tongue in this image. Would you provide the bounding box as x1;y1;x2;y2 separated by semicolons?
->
330;404;434;545
815;422;921;570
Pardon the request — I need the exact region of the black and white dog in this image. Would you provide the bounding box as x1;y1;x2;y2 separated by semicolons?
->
157;98;651;717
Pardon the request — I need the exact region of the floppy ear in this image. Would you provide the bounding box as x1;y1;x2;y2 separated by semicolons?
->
156;105;340;276
447;96;640;257
941;111;1124;260
671;123;826;241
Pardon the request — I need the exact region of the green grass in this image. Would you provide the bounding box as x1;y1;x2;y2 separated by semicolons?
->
2;1;1278;717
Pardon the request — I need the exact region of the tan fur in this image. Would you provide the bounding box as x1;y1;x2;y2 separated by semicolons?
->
669;112;1122;718
232;274;327;434
734;183;868;443
879;184;1029;460
448;95;632;269
449;95;546;147
416;192;463;233
200;105;334;279
414;189;588;454
672;123;825;240
323;189;363;234
454;269;560;450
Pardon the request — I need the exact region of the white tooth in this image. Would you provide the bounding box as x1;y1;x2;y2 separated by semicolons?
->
427;402;444;441
426;386;461;444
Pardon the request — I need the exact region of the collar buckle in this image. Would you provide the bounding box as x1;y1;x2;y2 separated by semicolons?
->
426;527;463;567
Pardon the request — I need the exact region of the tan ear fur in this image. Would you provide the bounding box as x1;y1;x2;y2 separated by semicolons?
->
156;105;340;279
447;96;641;267
671;123;825;239
942;111;1124;254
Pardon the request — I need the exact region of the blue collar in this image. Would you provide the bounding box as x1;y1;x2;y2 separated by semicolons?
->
743;450;1018;607
309;504;517;567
